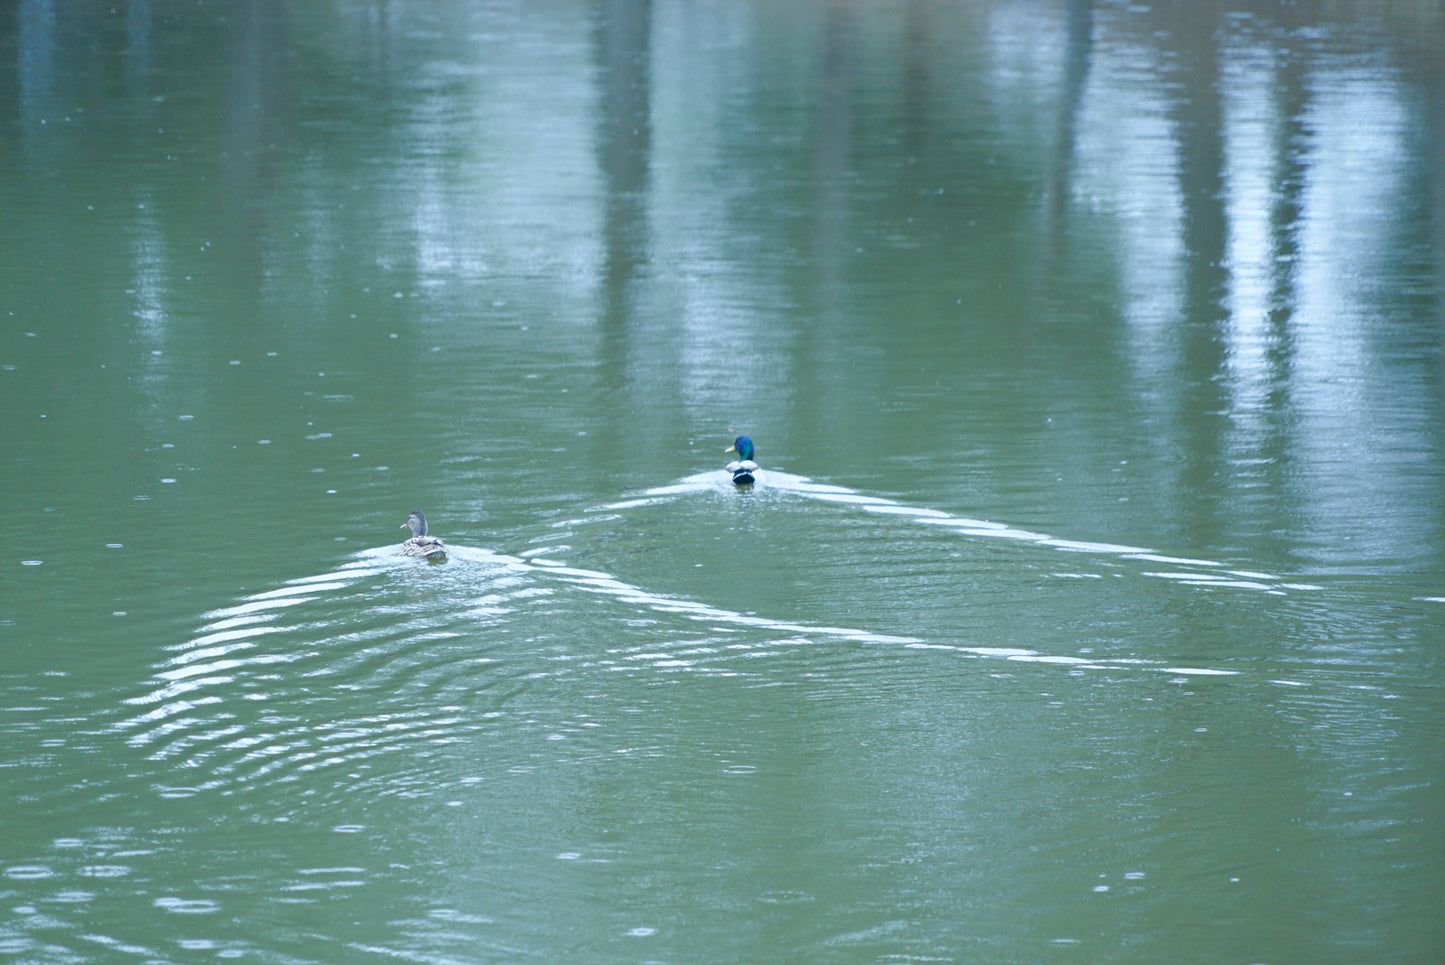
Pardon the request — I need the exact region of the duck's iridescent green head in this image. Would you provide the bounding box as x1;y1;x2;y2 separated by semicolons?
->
727;436;755;461
401;510;428;537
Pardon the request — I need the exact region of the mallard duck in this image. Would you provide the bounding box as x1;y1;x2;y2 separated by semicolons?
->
725;436;758;486
399;510;447;560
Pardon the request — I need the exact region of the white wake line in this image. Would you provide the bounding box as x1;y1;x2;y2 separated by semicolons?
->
137;450;1342;733
520;555;917;646
118;462;1372;746
572;469;1324;595
519;558;1235;676
120;536;1240;736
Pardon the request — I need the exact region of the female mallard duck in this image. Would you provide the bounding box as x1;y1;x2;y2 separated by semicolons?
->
725;436;758;486
399;510;447;560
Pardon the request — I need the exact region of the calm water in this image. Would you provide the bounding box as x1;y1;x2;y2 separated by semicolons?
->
3;1;1443;962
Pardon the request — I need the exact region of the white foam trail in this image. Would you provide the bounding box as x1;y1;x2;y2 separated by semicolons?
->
1039;538;1153;555
515;550;1238;672
201;595;317;619
606;467;1317;597
120;488;1260;744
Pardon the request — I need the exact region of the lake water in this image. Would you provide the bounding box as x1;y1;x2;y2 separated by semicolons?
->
2;1;1442;962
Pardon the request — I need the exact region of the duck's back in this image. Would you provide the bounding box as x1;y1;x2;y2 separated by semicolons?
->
401;535;447;559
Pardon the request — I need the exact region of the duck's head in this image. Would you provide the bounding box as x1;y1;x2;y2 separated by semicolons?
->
726;436;755;461
401;510;429;537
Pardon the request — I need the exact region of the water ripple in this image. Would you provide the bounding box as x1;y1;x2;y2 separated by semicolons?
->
581;467;1326;597
107;472;1379;809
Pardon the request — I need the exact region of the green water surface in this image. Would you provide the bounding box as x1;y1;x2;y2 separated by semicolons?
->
2;2;1442;962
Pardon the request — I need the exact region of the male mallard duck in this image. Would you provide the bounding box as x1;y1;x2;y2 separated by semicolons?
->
725;436;758;486
399;510;447;560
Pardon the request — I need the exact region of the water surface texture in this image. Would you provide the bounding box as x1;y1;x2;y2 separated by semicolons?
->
3;1;1443;962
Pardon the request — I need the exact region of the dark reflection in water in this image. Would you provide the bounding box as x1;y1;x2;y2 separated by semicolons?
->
1;1;1442;963
596;0;652;393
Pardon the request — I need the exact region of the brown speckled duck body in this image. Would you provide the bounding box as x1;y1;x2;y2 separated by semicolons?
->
399;510;447;561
